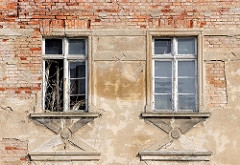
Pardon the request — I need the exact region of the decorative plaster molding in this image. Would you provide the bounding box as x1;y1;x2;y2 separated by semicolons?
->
29;152;101;161
139;112;211;161
29;113;100;161
139;151;212;161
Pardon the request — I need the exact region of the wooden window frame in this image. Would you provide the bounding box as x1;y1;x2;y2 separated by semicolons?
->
40;32;95;114
145;30;205;114
152;37;198;112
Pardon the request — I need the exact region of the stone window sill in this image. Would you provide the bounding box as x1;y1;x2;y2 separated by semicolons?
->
30;112;99;118
139;151;212;161
29;152;101;161
142;112;210;118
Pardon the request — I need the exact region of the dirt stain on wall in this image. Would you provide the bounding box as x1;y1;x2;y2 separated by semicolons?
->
94;61;145;101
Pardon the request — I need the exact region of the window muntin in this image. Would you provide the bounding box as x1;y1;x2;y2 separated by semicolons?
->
43;38;87;112
153;37;197;112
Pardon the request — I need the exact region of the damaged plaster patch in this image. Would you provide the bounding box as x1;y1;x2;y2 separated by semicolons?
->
33;135;63;152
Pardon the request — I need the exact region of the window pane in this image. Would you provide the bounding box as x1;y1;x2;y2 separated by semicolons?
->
155;61;172;77
178;95;196;111
45;39;62;54
70;79;85;94
44;59;64;111
70;62;85;78
154;39;171;54
70;96;86;111
178;38;195;54
178;61;195;77
69;39;86;55
155;78;172;93
155;95;172;110
178;78;196;93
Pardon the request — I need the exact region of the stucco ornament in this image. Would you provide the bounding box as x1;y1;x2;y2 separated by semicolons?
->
145;117;206;150
29;114;100;161
139;114;212;161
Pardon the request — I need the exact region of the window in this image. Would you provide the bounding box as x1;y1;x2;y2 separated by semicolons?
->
42;38;87;112
153;37;197;112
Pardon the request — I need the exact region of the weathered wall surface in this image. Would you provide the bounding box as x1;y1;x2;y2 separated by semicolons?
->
0;0;240;165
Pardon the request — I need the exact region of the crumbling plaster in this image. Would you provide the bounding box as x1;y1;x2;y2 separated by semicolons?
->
0;29;240;165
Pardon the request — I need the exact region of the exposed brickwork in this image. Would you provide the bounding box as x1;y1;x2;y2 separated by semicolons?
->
0;138;28;162
205;61;227;106
204;36;240;107
204;36;240;49
0;0;240;30
0;0;239;164
0;30;41;99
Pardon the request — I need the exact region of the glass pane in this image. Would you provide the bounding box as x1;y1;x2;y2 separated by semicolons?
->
44;59;64;111
70;95;86;111
178;95;196;111
155;61;172;77
155;78;172;93
70;79;85;94
69;39;86;55
155;95;172;110
45;39;62;54
154;39;171;54
178;38;195;54
70;62;85;78
178;78;196;93
178;61;195;77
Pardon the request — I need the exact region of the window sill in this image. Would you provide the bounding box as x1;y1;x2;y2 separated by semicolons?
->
142;112;210;118
139;151;211;161
30;112;99;118
29;152;101;161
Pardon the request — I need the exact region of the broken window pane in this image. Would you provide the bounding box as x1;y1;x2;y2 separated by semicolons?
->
70;79;85;94
154;39;171;54
70;96;85;111
177;38;195;54
45;39;62;54
70;62;85;78
44;60;64;111
69;39;86;55
69;61;86;111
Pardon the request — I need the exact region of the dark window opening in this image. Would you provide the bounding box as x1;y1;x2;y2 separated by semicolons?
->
45;60;64;111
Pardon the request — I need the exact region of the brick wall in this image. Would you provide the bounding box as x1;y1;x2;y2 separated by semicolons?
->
0;0;239;30
0;31;41;100
0;138;28;162
0;0;239;164
205;61;227;106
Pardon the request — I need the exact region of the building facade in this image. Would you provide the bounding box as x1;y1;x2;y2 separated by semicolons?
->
0;0;240;164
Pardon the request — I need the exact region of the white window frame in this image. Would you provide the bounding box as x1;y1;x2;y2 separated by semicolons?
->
152;37;198;112
42;37;88;112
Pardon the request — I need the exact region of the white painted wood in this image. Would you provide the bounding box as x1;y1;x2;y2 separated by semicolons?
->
153;37;197;112
42;37;88;112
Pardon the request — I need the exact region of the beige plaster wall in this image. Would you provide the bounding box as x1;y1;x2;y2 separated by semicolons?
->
0;29;240;165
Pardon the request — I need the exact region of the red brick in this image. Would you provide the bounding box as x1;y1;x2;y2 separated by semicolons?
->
56;16;66;19
30;48;41;51
20;57;27;60
0;88;5;91
20;157;27;161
